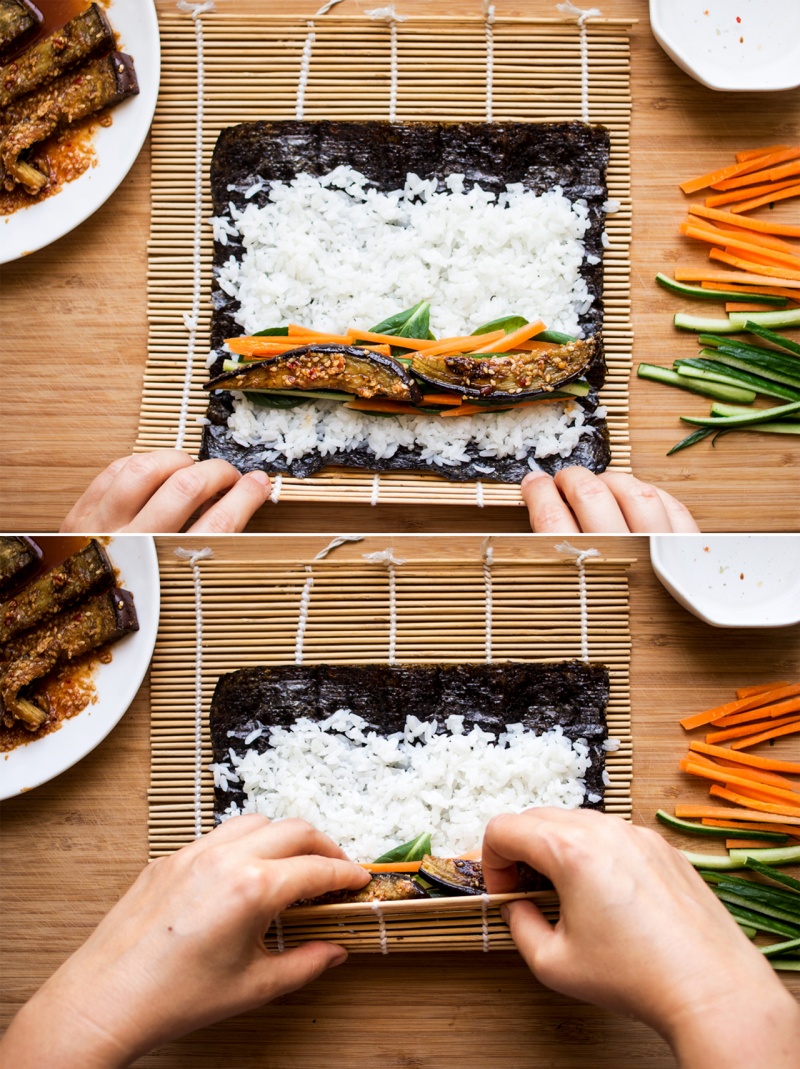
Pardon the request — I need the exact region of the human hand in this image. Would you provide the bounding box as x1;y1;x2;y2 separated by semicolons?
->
61;451;271;533
521;468;699;533
482;809;799;1068
1;815;371;1069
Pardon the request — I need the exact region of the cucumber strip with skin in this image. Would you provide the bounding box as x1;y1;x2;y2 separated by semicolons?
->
555;380;591;397
709;876;800;917
667;428;715;455
708;351;800;389
715;891;800;926
675;364;767;396
729;308;800;330
655;811;787;842
772;959;800;971
680;400;800;428
655;273;786;306
241;387;354;403
735;922;758;938
762;936;800;958
729;844;800;869
686;356;800;400
724;904;800;939
744;858;800;894
681;851;743;871
733;422;800;435
715;342;800;373
710;401;800;421
674;313;742;334
638;363;756;402
699;334;796;361
744;321;800;357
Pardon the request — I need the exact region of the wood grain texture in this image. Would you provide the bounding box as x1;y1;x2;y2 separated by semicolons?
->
1;534;798;1069
0;0;798;531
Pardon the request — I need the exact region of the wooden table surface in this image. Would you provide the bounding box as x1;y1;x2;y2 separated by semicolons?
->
1;534;798;1069
1;1;799;533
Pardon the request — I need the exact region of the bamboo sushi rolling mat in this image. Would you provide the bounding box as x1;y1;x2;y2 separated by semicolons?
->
138;8;634;508
148;542;633;952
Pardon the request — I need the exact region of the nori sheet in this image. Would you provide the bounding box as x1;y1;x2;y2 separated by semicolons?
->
210;661;609;822
200;120;612;483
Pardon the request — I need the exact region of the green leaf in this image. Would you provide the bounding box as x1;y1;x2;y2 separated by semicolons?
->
253;326;290;337
370;301;432;341
373;832;432;864
471;315;527;336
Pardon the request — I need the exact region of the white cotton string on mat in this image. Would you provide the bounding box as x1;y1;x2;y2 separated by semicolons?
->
483;1;495;123
475;480;485;509
173;546;214;837
556;2;602;124
273;915;285;954
370;472;381;507
314;535;365;560
371;900;389;954
480;893;491;952
366;6;407;122
362;548;406;665
296;0;346;120
295;566;314;665
482;539;494;664
555;541;600;662
174;1;215;451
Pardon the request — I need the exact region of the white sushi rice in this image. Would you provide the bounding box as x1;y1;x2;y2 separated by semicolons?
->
210;168;598;464
210;709;592;860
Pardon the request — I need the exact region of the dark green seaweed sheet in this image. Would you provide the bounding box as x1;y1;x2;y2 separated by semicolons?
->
210;661;609;822
201;121;611;483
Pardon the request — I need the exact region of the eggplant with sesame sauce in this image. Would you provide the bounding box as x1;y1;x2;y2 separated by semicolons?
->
0;3;114;107
412;336;597;400
0;536;41;598
0;539;114;645
418;855;551;896
297;872;430;907
0;50;138;193
0;0;41;57
0;587;138;729
205;344;423;405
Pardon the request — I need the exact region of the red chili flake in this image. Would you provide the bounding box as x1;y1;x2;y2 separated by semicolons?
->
736;16;742;22
740;36;744;43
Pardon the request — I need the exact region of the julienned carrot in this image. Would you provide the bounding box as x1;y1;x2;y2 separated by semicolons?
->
689;204;800;240
735;682;793;700
709;224;800;257
681;761;800;806
713;157;800;192
730;719;800;751
727;782;800;810
516;340;562;352
726;839;782;849
682;217;800;259
477;319;547;353
689;739;800;776
725;303;777;313
726;248;800;272
730;184;800;214
439;398;554;418
683;753;800;792
680;149;800;195
705;177;800;209
343;329;444;352
709;248;800;281
709;784;800;818
711;697;800;729
683;226;800;271
675;268;800;289
675;804;800;827
678;684;800;732
700;282;800;300
735;145;791;164
702;818;800;838
420;393;463;406
409;330;507;359
706;714;800;746
360;861;423;873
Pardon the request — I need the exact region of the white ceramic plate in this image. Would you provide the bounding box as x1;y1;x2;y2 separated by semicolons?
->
650;535;800;628
0;536;160;799
0;0;161;265
650;0;800;92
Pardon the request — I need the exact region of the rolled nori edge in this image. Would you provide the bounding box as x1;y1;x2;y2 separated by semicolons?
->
200;120;611;482
209;661;609;824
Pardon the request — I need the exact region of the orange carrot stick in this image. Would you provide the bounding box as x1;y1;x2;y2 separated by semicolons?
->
419;393;463;406
727;783;800;810
681;225;800;270
689;740;800;776
735;682;793;700
477;319;547;354
713;157;800;192
675;805;800;827
709;784;800;817
360;861;423;873
684;753;800;792
680;149;800;195
711;697;800;729
702;818;800;838
709;248;800;281
439;398;555;418
679;685;800;732
725;302;780;313
689;204;800;240
729;184;800;214
675;268;800;289
705;178;800;209
730;719;800;751
681;762;800;806
706;714;800;746
726;839;782;849
343;329;445;352
724;247;800;272
735;145;791;164
700;281;800;299
409;331;507;359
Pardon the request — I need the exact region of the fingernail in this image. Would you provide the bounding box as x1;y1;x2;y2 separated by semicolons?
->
247;470;271;492
330;946;348;967
521;470;549;487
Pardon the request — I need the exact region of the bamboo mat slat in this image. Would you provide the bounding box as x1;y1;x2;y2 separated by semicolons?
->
148;549;632;952
138;13;634;506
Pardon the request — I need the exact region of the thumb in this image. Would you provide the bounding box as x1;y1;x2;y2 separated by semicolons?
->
263;940;348;999
502;899;555;975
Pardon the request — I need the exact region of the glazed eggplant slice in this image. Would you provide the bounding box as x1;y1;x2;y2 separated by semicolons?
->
1;51;138;193
0;539;114;644
206;344;423;405
0;0;41;56
0;536;41;597
297;872;429;907
0;587;138;729
418;856;551;896
412;337;596;400
0;2;114;107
